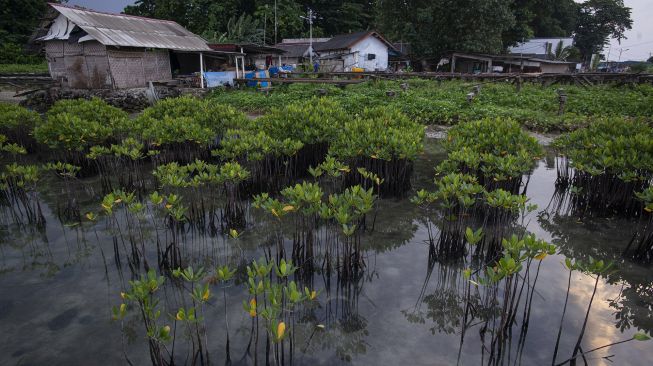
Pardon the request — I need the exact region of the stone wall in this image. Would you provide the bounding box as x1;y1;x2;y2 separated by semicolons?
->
21;86;183;113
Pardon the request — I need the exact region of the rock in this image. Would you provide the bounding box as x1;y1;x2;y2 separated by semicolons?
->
21;86;182;113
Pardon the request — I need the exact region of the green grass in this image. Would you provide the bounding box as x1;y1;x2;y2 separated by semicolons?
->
0;63;49;74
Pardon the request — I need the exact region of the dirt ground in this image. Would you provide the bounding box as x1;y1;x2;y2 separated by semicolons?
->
0;89;26;104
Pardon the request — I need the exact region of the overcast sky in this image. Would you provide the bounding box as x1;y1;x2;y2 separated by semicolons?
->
69;0;653;61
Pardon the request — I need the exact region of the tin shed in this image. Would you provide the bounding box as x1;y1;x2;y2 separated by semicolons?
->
37;3;212;89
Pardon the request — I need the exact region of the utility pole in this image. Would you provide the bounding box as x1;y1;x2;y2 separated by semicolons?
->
263;5;267;44
300;8;316;67
274;0;277;44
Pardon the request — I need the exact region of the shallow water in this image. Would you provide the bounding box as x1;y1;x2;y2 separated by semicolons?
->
1;138;651;366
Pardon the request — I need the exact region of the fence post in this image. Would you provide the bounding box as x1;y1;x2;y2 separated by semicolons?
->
557;89;567;116
515;76;522;92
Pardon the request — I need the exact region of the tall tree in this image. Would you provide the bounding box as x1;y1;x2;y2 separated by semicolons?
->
0;0;59;63
574;0;632;62
376;0;515;60
502;0;578;46
0;0;52;45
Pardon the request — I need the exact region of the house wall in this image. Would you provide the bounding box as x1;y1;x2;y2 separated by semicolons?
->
350;36;389;71
107;48;171;89
45;40;172;89
540;63;572;74
45;40;112;88
319;58;345;72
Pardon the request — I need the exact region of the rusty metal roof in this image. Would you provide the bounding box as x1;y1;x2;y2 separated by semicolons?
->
45;3;211;52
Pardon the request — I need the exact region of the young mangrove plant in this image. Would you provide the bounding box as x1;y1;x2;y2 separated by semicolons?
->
257;97;348;174
0;103;40;151
254;182;377;280
463;233;556;365
215;128;303;193
329;106;424;197
41;162;81;222
34;98;129;170
411;173;484;261
624;187;653;263
552;118;653;217
551;257;616;366
437;118;543;194
172;266;212;365
87;138;155;192
113;269;172;366
243;258;318;365
153;159;250;230
412;172;536;262
0;162;44;226
307;155;351;195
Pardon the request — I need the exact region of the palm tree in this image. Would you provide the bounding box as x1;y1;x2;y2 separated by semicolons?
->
547;40;578;61
202;14;265;45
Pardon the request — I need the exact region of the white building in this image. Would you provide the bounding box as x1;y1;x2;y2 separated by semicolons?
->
314;31;395;72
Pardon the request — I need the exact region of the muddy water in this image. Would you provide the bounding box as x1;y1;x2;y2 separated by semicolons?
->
0;138;651;366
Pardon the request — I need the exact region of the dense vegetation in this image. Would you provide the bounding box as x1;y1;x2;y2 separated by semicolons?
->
552;117;653;217
122;0;632;64
2;83;652;365
208;80;653;132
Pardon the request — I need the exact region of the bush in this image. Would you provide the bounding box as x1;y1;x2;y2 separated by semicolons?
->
438;118;543;191
330;106;424;161
0;103;40;148
553;118;653;216
35;98;128;151
139;96;248;137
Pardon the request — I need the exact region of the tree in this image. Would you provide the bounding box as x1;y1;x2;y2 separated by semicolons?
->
203;14;265;44
0;0;59;63
254;0;304;43
376;0;515;60
574;0;633;63
547;40;579;61
0;0;52;45
502;0;578;47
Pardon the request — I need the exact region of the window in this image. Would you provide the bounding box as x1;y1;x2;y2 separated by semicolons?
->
368;53;376;60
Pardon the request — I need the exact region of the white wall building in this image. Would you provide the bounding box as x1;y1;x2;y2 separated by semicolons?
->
314;31;394;72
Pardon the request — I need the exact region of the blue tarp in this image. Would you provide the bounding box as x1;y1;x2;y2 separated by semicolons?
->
244;70;270;88
203;71;236;87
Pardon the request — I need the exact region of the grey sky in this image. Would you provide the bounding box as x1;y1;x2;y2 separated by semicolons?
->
69;0;653;61
66;0;135;13
605;0;652;61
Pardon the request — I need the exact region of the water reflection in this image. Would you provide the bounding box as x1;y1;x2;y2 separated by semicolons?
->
0;142;651;365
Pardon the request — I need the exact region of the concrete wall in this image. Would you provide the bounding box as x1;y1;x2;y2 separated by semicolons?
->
350;36;389;71
317;36;389;71
540;63;573;74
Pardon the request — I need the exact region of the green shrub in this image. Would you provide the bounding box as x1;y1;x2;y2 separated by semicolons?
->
139;116;214;147
554;118;653;180
140;96;248;137
438;118;543;191
258;97;348;145
330;106;424;161
0;103;40;147
553;118;653;216
35;98;128;151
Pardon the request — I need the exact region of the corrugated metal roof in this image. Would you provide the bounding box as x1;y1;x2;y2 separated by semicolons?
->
274;43;311;58
314;31;395;52
46;3;211;52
